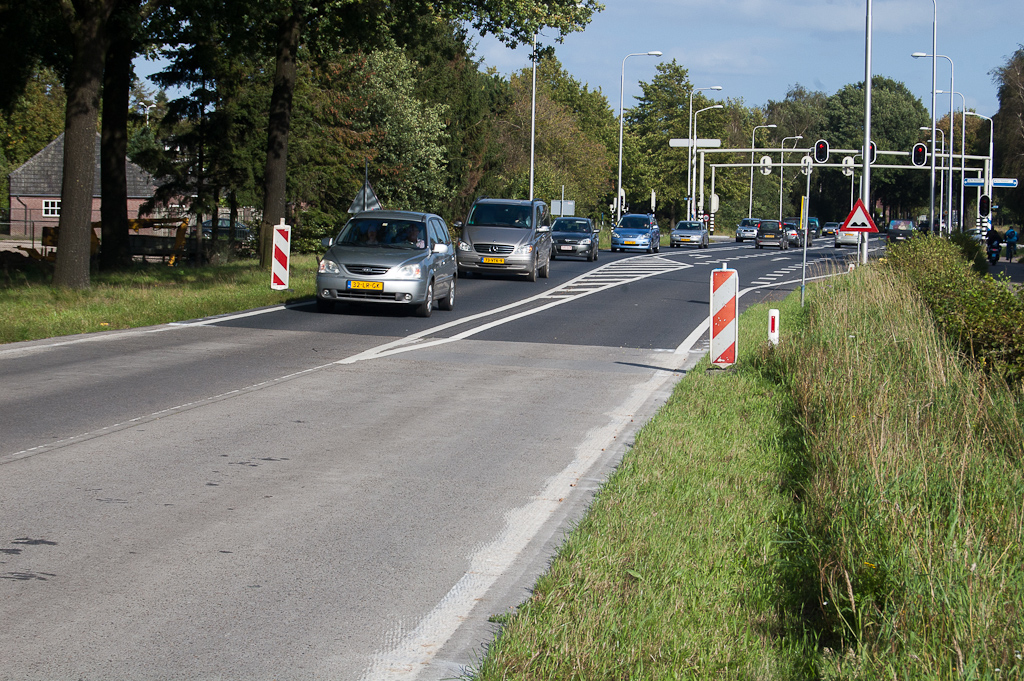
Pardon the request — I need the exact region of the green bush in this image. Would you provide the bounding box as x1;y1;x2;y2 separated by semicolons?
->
886;235;1024;386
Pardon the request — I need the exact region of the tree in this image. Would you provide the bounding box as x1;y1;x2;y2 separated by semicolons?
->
992;45;1024;221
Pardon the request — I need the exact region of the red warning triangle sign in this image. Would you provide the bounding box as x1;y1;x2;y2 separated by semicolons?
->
841;199;878;233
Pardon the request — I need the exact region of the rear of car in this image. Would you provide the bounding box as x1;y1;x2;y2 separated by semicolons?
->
886;219;916;244
611;214;660;253
736;218;760;242
834;228;861;247
670;221;709;248
755;220;788;249
455;199;552;280
316;211;457;317
782;220;803;247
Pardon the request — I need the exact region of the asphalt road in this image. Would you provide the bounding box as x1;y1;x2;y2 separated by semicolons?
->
0;237;883;680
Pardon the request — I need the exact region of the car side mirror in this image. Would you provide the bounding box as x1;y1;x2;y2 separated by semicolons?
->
432;243;448;254
321;237;333;248
454;220;463;230
537;225;550;233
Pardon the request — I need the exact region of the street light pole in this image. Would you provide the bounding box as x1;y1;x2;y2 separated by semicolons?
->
922;126;945;229
779;135;802;221
693;104;723;219
617;51;662;225
914;52;954;233
939;89;966;230
687;85;722;219
749;124;776;218
529;34;537;201
965;111;994;227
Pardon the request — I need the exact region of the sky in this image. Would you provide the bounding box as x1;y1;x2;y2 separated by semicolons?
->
469;0;1023;121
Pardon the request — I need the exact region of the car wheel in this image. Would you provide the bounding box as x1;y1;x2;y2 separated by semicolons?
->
592;248;599;261
438;277;455;311
316;298;334;313
526;257;538;282
539;256;550;278
415;280;433;317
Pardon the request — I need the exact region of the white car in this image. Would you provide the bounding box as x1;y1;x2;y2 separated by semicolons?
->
834;229;861;248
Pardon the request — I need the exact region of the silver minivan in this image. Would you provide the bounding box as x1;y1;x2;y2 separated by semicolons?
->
455;198;552;281
316;210;457;317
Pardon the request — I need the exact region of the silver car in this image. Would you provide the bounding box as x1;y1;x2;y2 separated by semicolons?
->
670;220;710;248
455;198;553;281
316;211;457;317
736;218;760;242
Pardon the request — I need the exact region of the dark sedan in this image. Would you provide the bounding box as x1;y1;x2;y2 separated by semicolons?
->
550;217;599;261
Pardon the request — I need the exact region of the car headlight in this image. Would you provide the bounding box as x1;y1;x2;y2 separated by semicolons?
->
579;238;592;245
458;240;472;252
318;259;341;274
514;243;534;255
612;231;621;239
392;263;423;279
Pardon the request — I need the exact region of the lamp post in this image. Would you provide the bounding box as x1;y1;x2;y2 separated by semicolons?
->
914;51;954;233
938;89;966;230
911;0;938;233
529;34;537;200
965;111;994;226
693;104;723;219
617;50;662;224
138;102;156;126
749;124;776;218
779;135;802;221
921;126;945;230
687;85;723;219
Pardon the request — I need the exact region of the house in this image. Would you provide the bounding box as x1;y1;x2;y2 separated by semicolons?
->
7;132;159;239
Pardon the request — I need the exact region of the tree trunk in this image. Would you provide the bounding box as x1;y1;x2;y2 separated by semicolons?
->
259;10;301;268
100;21;132;270
53;0;114;289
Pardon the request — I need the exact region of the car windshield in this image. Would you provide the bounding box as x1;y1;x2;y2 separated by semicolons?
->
468;203;532;228
618;216;651;229
552;218;591;233
336;218;427;249
674;222;702;231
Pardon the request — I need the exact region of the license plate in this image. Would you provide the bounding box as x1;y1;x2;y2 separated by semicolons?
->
482;257;505;264
559;245;573;251
765;234;775;239
348;280;383;291
624;240;636;245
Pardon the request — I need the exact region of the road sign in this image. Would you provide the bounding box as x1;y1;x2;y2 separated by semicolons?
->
669;138;723;148
963;177;985;187
993;178;1019;188
760;155;773;175
710;266;738;367
840;199;878;233
842;156;855;177
801;155;813;176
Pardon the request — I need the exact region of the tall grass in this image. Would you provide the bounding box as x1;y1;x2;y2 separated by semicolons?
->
763;264;1024;678
0;255;317;343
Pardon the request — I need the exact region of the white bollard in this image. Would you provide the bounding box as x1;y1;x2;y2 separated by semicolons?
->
271;218;292;290
710;265;739;367
768;308;780;345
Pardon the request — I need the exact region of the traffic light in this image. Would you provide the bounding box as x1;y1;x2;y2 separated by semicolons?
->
979;194;991;217
813;139;830;164
911;142;927;167
868;140;877;164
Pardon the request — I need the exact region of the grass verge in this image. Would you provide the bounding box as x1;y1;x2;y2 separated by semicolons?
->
472;261;1024;679
0;255;317;344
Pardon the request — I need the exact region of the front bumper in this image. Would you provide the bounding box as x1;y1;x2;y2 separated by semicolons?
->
611;238;651;250
671;234;703;246
553;242;592;257
316;273;429;305
457;250;533;273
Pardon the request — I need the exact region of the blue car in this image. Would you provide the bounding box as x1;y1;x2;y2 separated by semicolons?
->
611;214;660;253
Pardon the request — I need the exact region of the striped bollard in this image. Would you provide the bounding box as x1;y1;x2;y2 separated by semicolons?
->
769;308;780;345
271;218;291;290
710;263;738;367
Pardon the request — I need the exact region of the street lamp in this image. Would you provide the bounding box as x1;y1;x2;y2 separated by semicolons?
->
617;50;662;224
137;102;156;126
914;51;954;233
779;135;802;221
965;111;994;226
693;104;723;219
687;85;723;219
938;89;966;230
749;124;776;218
911;0;937;232
921;126;946;230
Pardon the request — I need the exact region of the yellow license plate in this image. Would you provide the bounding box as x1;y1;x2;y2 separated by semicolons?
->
624;240;637;245
482;257;505;264
764;234;775;239
348;280;383;291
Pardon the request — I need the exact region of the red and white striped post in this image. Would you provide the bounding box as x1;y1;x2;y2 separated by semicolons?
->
710;263;738;367
271;218;291;290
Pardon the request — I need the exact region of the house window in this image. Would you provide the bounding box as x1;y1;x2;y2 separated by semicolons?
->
43;200;61;217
